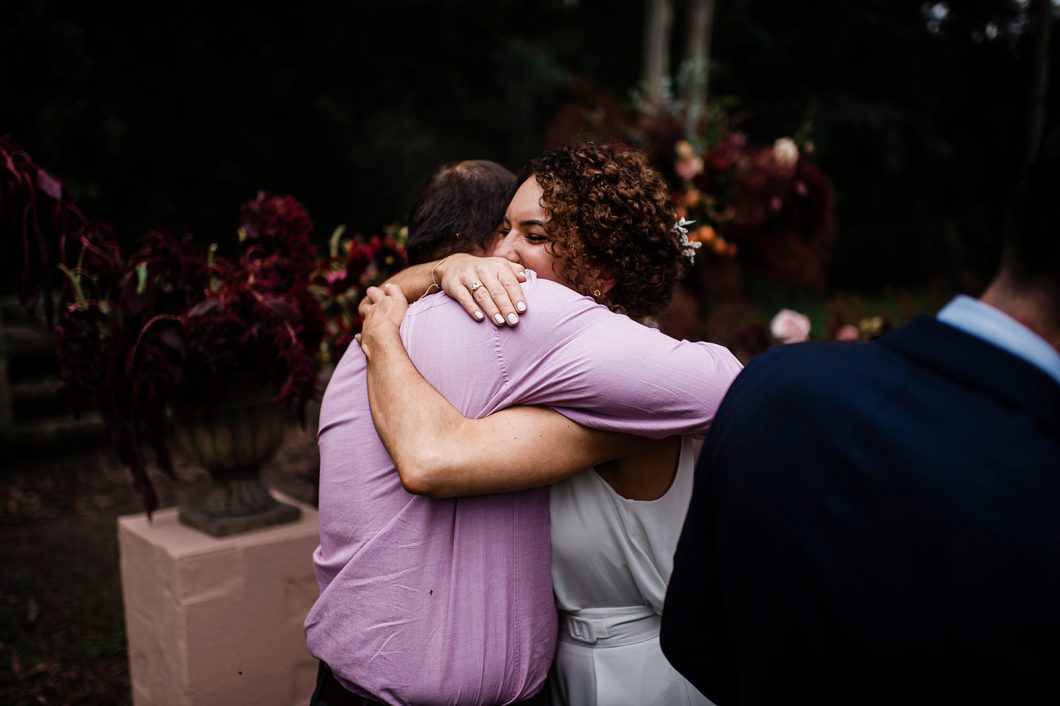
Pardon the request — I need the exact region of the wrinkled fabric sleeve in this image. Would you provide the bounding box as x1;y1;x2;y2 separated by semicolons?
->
498;277;743;439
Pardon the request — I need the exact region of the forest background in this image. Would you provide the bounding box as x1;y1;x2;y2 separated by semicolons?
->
4;0;1056;296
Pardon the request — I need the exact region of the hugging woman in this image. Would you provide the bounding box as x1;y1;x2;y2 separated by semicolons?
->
355;145;738;705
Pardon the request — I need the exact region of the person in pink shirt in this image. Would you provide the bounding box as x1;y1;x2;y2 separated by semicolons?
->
305;144;740;705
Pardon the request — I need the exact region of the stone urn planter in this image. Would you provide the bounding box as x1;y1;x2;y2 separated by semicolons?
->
173;391;300;537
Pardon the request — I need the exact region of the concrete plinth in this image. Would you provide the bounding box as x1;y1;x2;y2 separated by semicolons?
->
118;492;320;706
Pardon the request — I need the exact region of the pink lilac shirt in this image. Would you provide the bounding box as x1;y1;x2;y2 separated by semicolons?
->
305;272;742;706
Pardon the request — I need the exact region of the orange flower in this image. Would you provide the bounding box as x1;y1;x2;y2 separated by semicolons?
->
692;225;716;243
681;189;701;208
675;140;696;159
675;156;704;182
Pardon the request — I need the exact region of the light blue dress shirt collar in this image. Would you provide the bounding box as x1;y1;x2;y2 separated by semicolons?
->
937;295;1060;385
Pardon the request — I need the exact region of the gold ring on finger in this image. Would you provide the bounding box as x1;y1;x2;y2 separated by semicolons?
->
470;281;482;292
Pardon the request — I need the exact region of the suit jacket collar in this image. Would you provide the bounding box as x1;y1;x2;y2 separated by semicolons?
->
877;316;1059;437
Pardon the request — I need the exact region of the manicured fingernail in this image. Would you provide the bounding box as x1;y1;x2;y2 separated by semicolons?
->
507;313;519;325
474;310;484;320
516;301;526;312
494;314;505;324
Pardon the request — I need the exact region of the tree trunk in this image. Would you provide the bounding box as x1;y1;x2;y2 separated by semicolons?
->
642;0;674;112
1026;0;1053;165
684;0;717;133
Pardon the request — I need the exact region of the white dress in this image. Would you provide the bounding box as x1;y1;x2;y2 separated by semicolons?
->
548;436;714;706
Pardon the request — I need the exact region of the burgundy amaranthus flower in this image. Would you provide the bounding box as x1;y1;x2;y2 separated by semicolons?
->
345;240;376;286
1;135;97;322
53;305;107;406
47;185;326;515
239;192;317;289
8;133;402;517
372;235;408;273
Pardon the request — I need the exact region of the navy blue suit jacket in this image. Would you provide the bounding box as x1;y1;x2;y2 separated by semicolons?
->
661;316;1060;705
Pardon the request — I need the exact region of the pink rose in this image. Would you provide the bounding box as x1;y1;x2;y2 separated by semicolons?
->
834;324;860;341
675;156;704;182
770;308;811;344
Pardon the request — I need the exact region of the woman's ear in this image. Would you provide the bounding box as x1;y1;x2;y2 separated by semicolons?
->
590;267;617;294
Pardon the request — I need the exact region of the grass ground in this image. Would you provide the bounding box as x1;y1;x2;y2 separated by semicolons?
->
0;431;318;705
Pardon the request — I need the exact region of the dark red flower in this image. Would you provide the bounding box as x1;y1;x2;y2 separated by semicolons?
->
48;190;328;515
239;191;317;285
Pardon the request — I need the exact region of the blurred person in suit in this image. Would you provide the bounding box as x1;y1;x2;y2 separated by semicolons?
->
661;143;1060;705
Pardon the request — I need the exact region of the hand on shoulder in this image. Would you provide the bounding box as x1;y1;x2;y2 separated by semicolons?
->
437;254;528;327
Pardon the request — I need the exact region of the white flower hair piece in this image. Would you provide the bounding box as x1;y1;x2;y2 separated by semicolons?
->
673;217;701;264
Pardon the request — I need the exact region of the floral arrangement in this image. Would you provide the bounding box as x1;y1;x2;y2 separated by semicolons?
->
310;225;408;363
768;306;891;346
2;140;325;515
51;192;326;513
624;105;838;357
646;121;836;291
3;136;414;513
2;135;419;510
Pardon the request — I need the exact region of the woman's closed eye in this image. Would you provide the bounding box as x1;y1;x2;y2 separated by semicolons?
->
498;225;546;244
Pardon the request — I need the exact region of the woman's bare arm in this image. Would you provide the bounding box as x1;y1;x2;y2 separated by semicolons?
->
368;260;438;307
358;284;643;497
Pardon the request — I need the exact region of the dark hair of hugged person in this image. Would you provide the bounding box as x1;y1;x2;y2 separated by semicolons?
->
518;143;685;320
406;160;517;265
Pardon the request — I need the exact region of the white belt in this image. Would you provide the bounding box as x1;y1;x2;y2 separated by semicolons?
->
559;605;659;646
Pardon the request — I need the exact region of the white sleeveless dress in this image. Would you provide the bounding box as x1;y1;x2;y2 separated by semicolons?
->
548;436;714;706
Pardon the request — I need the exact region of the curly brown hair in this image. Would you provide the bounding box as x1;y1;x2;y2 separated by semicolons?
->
518;143;685;319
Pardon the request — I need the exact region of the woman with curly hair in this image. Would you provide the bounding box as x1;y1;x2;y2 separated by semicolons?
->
495;143;685;319
359;144;727;705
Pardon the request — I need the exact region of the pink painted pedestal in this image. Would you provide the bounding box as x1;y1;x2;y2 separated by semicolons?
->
118;492;320;706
